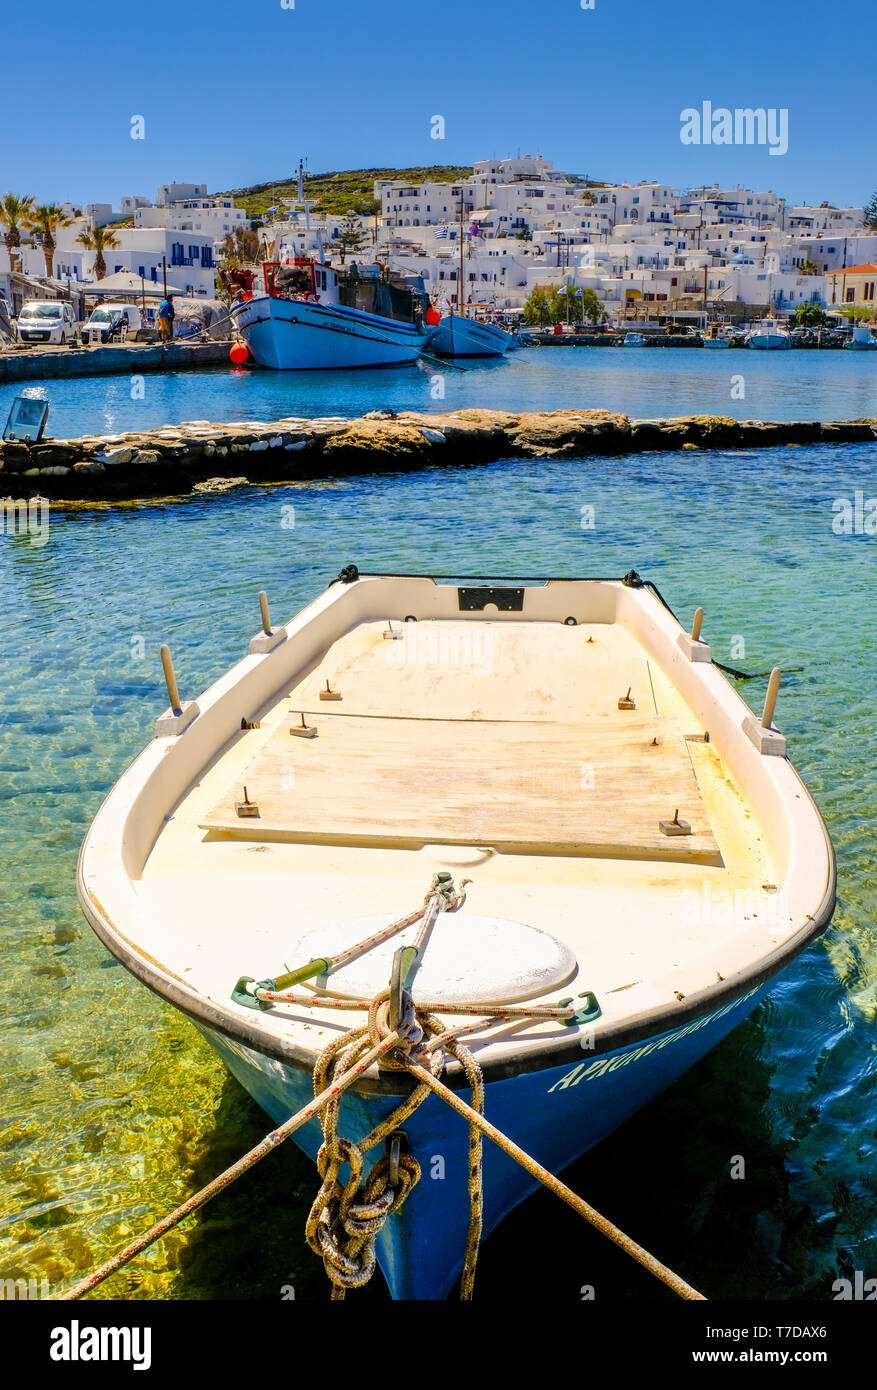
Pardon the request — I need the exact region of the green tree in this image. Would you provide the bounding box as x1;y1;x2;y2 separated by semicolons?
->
32;203;74;278
337;211;368;263
550;284;607;324
522;284;557;326
864;190;877;231
0;194;36;271
75;224;120;281
794;302;828;327
837;304;876;323
514;226;533;242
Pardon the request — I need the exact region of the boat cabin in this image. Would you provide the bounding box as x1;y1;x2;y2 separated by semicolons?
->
263;258;429;328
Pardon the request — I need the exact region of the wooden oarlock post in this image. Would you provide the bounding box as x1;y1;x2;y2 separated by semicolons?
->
160;644;181;715
761;667;781;728
742;665;786;756
258;590;272;635
154;644;200;737
677;605;711;662
249;589;286;654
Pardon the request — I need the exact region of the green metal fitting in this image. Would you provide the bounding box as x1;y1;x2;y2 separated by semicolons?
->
573;991;601;1025
557;991;601;1025
231;957;333;1010
231;976;270;1011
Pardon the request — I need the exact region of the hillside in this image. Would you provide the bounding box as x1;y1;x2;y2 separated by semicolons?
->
220;165;598;219
221;167;474;219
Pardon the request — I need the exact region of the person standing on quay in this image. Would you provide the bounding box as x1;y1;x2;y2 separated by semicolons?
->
158;295;175;344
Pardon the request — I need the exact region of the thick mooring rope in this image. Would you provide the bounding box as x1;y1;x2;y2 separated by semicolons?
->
305;988;485;1299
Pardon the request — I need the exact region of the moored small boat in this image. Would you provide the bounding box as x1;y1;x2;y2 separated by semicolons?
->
845;322;877;350
701;326;733;348
425;312;515;358
230;259;431;370
622;331;646;346
77;569;835;1299
746;317;791;350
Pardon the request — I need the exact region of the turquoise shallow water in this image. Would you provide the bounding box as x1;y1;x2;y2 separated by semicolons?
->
1;431;876;1300
2;344;876;440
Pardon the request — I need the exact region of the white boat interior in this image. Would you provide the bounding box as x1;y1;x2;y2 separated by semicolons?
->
78;574;834;1084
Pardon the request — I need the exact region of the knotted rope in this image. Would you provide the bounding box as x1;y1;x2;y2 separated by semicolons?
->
305;874;485;1299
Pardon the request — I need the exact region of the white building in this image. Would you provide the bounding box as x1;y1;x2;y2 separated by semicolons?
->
785;205;864;235
156;182;207;207
134;197;248;250
588;183;676;227
2;226;217;296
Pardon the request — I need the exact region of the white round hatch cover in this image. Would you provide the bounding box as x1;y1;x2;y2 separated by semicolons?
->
290;914;577;1006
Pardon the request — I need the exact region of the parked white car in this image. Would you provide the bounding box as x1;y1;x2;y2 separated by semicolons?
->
82;303;142;344
16;300;78;345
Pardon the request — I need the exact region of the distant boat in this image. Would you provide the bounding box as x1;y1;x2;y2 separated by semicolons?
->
622;332;646;346
426;312;515;358
423;195;515;358
701;326;733;348
230;259;431;370
746;318;791;350
845;323;877;350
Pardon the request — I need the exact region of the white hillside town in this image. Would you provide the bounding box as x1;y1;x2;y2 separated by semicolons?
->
1;153;872;328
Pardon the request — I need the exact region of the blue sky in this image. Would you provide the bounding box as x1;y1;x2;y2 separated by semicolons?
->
3;0;874;209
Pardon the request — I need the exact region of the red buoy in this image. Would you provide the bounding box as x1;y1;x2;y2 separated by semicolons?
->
230;341;249;364
425;305;441;326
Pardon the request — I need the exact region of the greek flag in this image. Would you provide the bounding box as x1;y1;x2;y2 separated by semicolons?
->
433;225;449;239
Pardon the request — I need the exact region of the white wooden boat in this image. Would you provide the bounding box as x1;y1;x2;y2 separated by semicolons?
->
622;332;646;346
77;569;835;1299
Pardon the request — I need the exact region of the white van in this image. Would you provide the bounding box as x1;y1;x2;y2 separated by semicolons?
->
17;300;78;345
82;303;142;344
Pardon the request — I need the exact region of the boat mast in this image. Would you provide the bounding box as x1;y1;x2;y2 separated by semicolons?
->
459;188;465;318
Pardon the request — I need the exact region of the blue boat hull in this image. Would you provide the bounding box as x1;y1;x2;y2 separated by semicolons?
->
194;977;770;1299
231;294;429;370
425;313;515;358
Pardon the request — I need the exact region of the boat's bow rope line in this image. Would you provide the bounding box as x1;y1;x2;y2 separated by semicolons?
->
56;874;705;1303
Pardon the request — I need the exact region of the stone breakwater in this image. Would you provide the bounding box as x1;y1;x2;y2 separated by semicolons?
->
2;408;876;503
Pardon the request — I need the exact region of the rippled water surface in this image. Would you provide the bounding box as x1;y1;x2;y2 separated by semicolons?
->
1;431;876;1301
1;344;875;440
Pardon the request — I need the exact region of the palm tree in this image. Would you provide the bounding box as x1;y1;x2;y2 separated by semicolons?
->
76;224;120;281
0;194;36;271
32;203;74;278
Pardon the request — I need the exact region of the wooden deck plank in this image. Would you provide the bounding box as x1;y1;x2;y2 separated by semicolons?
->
282;620;659;723
201;711;719;862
